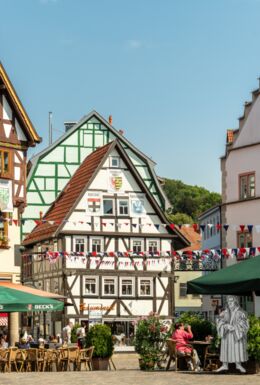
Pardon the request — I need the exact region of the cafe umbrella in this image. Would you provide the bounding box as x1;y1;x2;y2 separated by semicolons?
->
0;286;64;312
187;255;260;296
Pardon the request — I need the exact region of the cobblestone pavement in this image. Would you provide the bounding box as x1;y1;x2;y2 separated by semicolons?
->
0;354;259;385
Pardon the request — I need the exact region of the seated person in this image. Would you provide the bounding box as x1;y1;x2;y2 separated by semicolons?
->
0;334;8;348
172;323;201;371
18;336;30;349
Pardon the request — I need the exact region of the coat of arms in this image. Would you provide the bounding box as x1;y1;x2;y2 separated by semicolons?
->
110;173;123;191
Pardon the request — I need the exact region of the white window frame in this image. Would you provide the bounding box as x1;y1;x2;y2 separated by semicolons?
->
148;239;159;254
103;198;114;215
118;199;129;216
109;156;120;168
102;276;118;296
74;237;86;253
90;237;103;252
132;239;144;254
84;276;99;296
138;277;153;297
119;277;135;297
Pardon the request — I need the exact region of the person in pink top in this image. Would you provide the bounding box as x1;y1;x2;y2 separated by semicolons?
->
172;323;201;371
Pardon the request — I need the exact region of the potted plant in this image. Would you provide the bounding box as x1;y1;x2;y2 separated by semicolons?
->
85;323;114;370
134;312;170;370
245;315;260;373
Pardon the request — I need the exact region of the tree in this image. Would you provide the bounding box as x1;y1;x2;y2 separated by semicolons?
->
163;179;221;222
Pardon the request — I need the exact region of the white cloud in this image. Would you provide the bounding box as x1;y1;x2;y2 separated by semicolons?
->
127;40;143;49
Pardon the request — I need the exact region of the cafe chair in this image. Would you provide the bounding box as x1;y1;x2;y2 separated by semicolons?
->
0;349;9;373
165;339;194;371
26;348;44;372
15;349;27;372
60;347;79;371
44;349;60;372
203;345;220;371
77;346;94;371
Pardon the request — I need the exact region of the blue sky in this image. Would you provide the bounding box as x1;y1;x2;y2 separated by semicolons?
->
1;0;260;193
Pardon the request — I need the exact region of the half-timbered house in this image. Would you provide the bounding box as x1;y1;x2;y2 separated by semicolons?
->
0;62;41;341
22;111;170;240
22;140;189;340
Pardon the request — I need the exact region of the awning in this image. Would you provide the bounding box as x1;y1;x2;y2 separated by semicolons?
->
0;286;64;312
187;256;260;295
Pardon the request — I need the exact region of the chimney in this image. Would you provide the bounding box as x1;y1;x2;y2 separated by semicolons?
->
119;129;124;136
108;115;113;125
64;121;77;132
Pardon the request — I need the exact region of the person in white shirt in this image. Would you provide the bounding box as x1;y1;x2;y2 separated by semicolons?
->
76;322;86;348
62;321;73;344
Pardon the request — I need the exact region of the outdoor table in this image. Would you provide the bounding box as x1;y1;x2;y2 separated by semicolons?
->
190;340;211;369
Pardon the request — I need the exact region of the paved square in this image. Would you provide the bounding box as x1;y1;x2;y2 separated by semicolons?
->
0;354;259;385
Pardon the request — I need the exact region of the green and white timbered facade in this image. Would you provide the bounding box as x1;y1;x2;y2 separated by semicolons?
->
23;111;169;239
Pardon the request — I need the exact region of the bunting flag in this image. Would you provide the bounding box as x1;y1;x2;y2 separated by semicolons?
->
22;247;260;267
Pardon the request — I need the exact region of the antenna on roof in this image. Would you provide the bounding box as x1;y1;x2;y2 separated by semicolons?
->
49;111;53;145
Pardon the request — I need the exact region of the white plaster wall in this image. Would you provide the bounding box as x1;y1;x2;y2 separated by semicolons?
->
225;200;260;248
175;271;202;309
225;145;260;202
233;97;260;148
0;208;21;279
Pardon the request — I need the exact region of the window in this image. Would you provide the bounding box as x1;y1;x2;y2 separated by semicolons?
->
179;283;187;298
103;277;117;296
103;199;114;215
0;150;11;178
84;277;98;295
118;200;128;215
92;239;101;252
148;241;158;253
133;240;142;253
237;232;252;248
75;238;85;253
110;156;120;168
239;173;255;200
139;278;153;296
0;213;8;247
120;278;134;296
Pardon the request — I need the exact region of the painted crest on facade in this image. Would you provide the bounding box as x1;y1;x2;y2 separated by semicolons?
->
0;179;13;212
109;171;124;192
86;192;101;215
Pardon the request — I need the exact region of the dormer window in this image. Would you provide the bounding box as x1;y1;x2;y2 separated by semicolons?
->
110;156;120;168
0;150;11;178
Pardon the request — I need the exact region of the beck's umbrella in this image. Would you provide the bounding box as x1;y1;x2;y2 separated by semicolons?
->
0;286;64;312
187;256;260;295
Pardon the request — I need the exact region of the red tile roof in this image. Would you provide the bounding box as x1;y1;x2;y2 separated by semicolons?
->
23;141;114;245
179;227;201;251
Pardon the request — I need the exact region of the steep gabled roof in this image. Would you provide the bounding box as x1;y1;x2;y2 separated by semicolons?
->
23;141;114;245
23;140;189;248
0;62;41;145
27;110;170;209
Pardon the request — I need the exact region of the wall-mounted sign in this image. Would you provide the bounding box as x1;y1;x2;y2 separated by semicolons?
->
130;194;146;216
86;192;101;216
0;179;13;212
108;171;124;192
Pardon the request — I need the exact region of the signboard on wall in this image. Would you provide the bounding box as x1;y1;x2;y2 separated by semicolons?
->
86;192;101;216
108;171;124;192
0;179;13;212
130;194;146;216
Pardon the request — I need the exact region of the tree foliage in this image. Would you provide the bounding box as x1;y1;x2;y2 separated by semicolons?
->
163;179;221;221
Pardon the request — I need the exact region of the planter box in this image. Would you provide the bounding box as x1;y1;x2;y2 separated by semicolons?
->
245;360;260;374
139;358;155;371
92;357;110;370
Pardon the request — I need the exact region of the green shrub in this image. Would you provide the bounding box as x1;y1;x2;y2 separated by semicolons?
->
176;312;216;341
247;315;260;361
71;323;80;343
85;324;114;358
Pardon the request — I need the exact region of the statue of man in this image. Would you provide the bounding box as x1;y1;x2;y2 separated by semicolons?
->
216;295;249;373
